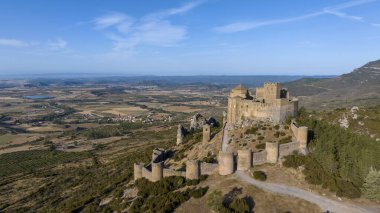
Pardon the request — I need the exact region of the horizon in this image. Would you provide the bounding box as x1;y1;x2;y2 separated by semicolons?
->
1;0;380;75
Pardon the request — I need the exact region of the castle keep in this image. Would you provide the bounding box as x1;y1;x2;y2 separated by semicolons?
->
227;83;298;124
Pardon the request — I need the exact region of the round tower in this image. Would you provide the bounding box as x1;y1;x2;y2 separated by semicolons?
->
203;124;211;143
151;162;163;182
176;124;184;145
298;126;308;149
237;149;252;171
218;152;234;175
134;162;143;180
186;160;200;180
265;142;279;163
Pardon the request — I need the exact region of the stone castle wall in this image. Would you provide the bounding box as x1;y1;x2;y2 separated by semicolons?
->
279;141;300;157
252;151;267;165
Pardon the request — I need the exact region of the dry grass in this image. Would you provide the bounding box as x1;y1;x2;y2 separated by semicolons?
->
175;174;321;213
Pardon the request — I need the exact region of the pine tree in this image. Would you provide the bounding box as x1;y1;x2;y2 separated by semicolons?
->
362;167;380;201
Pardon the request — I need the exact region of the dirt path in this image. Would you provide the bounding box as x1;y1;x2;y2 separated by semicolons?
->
235;171;380;213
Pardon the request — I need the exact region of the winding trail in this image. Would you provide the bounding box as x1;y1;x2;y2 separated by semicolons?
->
235;171;380;213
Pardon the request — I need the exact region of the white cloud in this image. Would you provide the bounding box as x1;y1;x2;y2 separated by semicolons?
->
94;12;134;30
93;1;202;50
323;9;363;21
214;0;372;33
0;38;32;47
372;23;380;27
47;38;68;51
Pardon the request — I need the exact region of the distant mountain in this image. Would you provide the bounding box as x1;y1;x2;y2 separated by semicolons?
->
284;59;380;109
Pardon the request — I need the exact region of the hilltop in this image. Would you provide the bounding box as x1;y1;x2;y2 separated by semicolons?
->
283;59;380;109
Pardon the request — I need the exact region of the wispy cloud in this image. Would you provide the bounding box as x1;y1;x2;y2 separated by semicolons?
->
47;38;68;51
0;37;69;53
214;0;373;33
93;1;203;50
0;38;34;47
372;23;380;27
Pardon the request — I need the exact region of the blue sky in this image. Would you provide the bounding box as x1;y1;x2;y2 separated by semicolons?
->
0;0;380;76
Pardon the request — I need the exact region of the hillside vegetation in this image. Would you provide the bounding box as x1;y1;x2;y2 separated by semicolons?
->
284;107;380;199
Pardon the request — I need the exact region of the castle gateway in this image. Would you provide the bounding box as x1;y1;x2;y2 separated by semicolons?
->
227;82;298;124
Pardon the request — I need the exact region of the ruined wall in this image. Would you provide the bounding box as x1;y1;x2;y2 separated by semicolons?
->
200;162;218;175
279;141;300;157
237;150;252;171
252;151;267;165
163;169;185;177
142;166;151;180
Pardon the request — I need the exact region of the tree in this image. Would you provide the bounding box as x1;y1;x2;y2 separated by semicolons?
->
362;167;380;201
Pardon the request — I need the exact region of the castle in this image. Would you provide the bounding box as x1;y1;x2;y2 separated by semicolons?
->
227;82;298;124
133;82;309;182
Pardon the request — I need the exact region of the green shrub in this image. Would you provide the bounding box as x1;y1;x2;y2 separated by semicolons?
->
261;127;266;130
229;197;250;213
274;132;280;138
274;125;280;130
255;143;265;149
253;171;267;181
245;127;258;134
257;136;264;140
283;153;306;168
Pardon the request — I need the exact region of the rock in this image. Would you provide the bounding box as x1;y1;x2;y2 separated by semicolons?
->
190;113;206;131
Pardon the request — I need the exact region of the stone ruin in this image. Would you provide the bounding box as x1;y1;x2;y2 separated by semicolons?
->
190;113;219;131
134;148;205;182
134;83;310;181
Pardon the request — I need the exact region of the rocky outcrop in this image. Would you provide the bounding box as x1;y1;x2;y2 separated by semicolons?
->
190;113;206;131
190;113;220;131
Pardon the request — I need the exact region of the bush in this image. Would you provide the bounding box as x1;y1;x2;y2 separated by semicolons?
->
274;132;280;138
253;171;267;181
261;127;266;130
283;153;306;168
255;143;265;149
274;125;280;130
362;168;380;201
257;136;264;140
245;127;258;134
202;155;216;163
229;197;250;213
